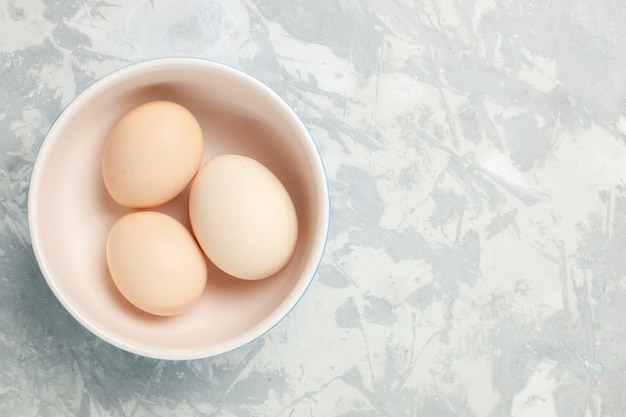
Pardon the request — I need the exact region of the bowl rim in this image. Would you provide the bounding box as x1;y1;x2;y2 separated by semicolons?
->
27;57;330;360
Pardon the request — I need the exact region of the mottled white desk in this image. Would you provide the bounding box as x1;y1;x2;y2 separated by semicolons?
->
2;1;625;416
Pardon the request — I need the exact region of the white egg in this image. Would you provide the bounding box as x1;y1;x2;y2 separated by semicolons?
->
189;154;298;280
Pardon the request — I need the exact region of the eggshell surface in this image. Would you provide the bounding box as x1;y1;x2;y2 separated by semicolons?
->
189;154;298;280
106;211;208;316
102;100;203;208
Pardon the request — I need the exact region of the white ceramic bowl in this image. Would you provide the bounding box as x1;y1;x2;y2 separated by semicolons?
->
28;58;329;360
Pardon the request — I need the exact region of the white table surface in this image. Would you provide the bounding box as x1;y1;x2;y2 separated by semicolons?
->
2;1;625;416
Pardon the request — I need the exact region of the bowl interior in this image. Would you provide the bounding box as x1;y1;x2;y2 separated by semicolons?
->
28;59;328;359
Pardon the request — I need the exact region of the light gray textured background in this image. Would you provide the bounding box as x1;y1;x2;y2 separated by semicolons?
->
2;0;626;416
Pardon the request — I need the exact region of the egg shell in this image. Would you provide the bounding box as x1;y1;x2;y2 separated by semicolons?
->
102;100;203;208
106;211;208;316
189;154;298;280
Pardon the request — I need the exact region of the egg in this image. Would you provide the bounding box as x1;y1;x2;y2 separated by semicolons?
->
189;154;298;280
106;211;208;316
102;100;203;208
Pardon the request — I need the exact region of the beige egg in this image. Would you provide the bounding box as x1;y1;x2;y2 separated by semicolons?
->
189;154;298;280
106;211;208;316
102;100;203;208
